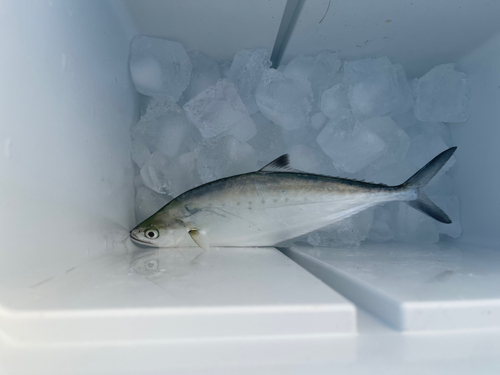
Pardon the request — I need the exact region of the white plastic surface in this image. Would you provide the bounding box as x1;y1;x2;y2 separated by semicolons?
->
0;0;138;288
282;242;500;331
281;0;500;77
3;309;500;375
1;0;500;373
122;0;287;61
0;246;355;344
453;34;500;248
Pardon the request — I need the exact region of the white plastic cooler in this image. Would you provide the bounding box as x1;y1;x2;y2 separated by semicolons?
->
1;1;500;374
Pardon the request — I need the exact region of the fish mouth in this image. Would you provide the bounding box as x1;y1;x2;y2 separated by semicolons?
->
130;232;155;246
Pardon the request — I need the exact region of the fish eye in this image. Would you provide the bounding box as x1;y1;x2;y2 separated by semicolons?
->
144;228;159;239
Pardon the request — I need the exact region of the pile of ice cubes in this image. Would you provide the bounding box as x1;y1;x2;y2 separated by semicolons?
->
130;35;469;247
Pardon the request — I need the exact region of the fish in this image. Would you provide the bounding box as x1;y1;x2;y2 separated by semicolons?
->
130;147;457;249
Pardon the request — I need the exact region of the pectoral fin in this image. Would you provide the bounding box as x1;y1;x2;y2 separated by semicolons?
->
189;229;210;250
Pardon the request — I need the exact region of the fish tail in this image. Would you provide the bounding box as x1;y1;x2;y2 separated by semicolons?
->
400;147;457;224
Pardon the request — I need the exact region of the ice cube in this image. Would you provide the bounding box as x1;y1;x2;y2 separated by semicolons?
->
219;60;231;78
248;112;286;163
284;50;341;105
255;69;313;130
320;83;352;120
140;151;202;197
435;122;452;146
288;144;333;175
195;135;258;183
406;123;455;176
408;121;452;146
131;106;191;157
362;116;410;168
391;108;418;129
165;152;203;197
394;202;439;243
183;79;254;139
425;172;454;197
141;97;182;121
140;152;170;194
139;95;152;118
414;63;470;122
130;36;192;100
317;118;386;173
343;57;413;118
286;131;339;175
131;139;151;168
183;51;221;101
134;175;144;190
228;48;271;114
135;186;172;223
364;159;417;186
393;63;414;114
307;208;374;248
368;206;394;242
224;116;257;142
181;122;204;153
310;112;328;131
282;123;318;149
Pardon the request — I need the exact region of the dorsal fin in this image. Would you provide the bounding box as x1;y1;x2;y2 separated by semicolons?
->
259;154;302;173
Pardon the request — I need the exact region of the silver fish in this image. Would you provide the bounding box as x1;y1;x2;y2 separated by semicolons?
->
130;147;457;249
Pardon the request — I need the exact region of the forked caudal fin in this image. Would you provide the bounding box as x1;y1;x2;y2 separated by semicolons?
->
401;147;457;224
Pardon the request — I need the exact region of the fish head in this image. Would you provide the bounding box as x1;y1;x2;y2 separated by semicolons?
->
130;217;187;248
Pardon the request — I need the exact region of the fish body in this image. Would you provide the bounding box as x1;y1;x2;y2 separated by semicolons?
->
131;148;456;249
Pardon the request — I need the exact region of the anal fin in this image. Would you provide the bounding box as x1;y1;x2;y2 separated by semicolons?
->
189;229;210;250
